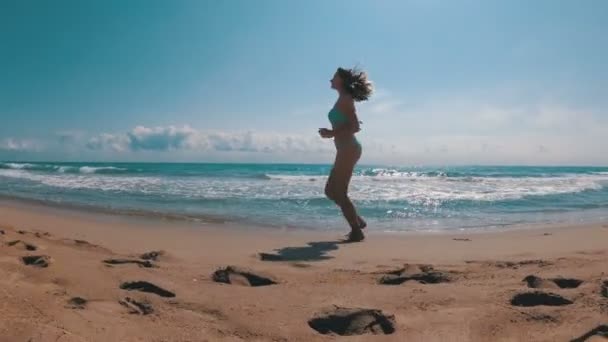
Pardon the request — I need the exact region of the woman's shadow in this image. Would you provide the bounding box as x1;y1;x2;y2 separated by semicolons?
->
259;240;346;262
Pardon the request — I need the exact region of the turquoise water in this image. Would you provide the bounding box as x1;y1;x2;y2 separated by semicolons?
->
1;162;608;231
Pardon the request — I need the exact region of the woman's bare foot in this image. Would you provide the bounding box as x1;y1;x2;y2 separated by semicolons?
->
344;229;365;243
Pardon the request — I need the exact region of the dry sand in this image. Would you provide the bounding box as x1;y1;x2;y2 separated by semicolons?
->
0;200;607;341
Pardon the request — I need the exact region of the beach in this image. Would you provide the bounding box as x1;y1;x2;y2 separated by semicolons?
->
1;199;607;342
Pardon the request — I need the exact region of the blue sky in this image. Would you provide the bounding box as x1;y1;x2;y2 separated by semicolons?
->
1;0;607;165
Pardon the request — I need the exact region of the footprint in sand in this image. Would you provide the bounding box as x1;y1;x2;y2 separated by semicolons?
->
523;275;583;289
510;291;573;307
308;306;396;336
66;297;88;310
140;250;165;261
524;313;559;323
73;239;95;246
467;259;553;269
571;325;608;342
497;260;553;269
21;255;50;268
103;258;155;268
119;297;154;315
378;264;452;285
212;266;277;287
6;240;37;251
120;281;175;298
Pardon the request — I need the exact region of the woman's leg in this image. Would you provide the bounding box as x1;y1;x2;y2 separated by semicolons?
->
330;145;362;233
324;167;336;202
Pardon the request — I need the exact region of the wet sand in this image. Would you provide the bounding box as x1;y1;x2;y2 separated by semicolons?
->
0;200;607;341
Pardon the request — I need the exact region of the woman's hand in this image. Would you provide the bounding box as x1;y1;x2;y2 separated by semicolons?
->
318;128;334;138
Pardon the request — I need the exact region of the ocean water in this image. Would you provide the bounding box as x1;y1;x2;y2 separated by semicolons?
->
1;162;608;232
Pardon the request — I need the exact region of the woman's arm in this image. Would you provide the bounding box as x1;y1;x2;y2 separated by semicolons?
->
318;97;361;139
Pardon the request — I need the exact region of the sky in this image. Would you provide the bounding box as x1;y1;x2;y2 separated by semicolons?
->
1;0;607;165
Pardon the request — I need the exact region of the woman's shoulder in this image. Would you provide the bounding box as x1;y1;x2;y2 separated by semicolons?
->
337;95;355;112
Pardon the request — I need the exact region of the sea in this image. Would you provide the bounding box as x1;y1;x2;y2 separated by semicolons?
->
1;162;608;232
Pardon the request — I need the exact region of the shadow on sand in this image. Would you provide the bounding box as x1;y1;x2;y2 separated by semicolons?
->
259;240;346;262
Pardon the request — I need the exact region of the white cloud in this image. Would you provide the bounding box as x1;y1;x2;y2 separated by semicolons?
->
0;138;42;152
127;125;200;151
86;125;333;155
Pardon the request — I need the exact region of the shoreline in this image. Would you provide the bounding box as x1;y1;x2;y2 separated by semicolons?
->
1;197;608;261
0;194;231;225
2;195;607;236
1;198;607;341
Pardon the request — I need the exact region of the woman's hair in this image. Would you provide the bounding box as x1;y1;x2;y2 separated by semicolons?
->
337;67;373;102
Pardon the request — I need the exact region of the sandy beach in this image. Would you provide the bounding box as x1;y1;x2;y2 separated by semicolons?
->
3;0;607;340
0;199;607;342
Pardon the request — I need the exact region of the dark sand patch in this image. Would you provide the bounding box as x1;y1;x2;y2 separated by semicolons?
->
551;277;584;289
140;250;165;261
120;281;175;298
212;266;277;287
308;306;396;336
74;239;93;245
379;264;451;285
21;255;50;268
66;297;87;309
7;240;37;251
104;259;155;268
511;291;573;307
523;275;583;289
496;260;553;269
67;239;102;248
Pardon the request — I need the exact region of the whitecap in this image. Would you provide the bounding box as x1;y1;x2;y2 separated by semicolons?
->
78;166;126;174
1;162;36;169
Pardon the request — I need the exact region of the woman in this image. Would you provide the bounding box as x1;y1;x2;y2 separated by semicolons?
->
319;67;373;242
